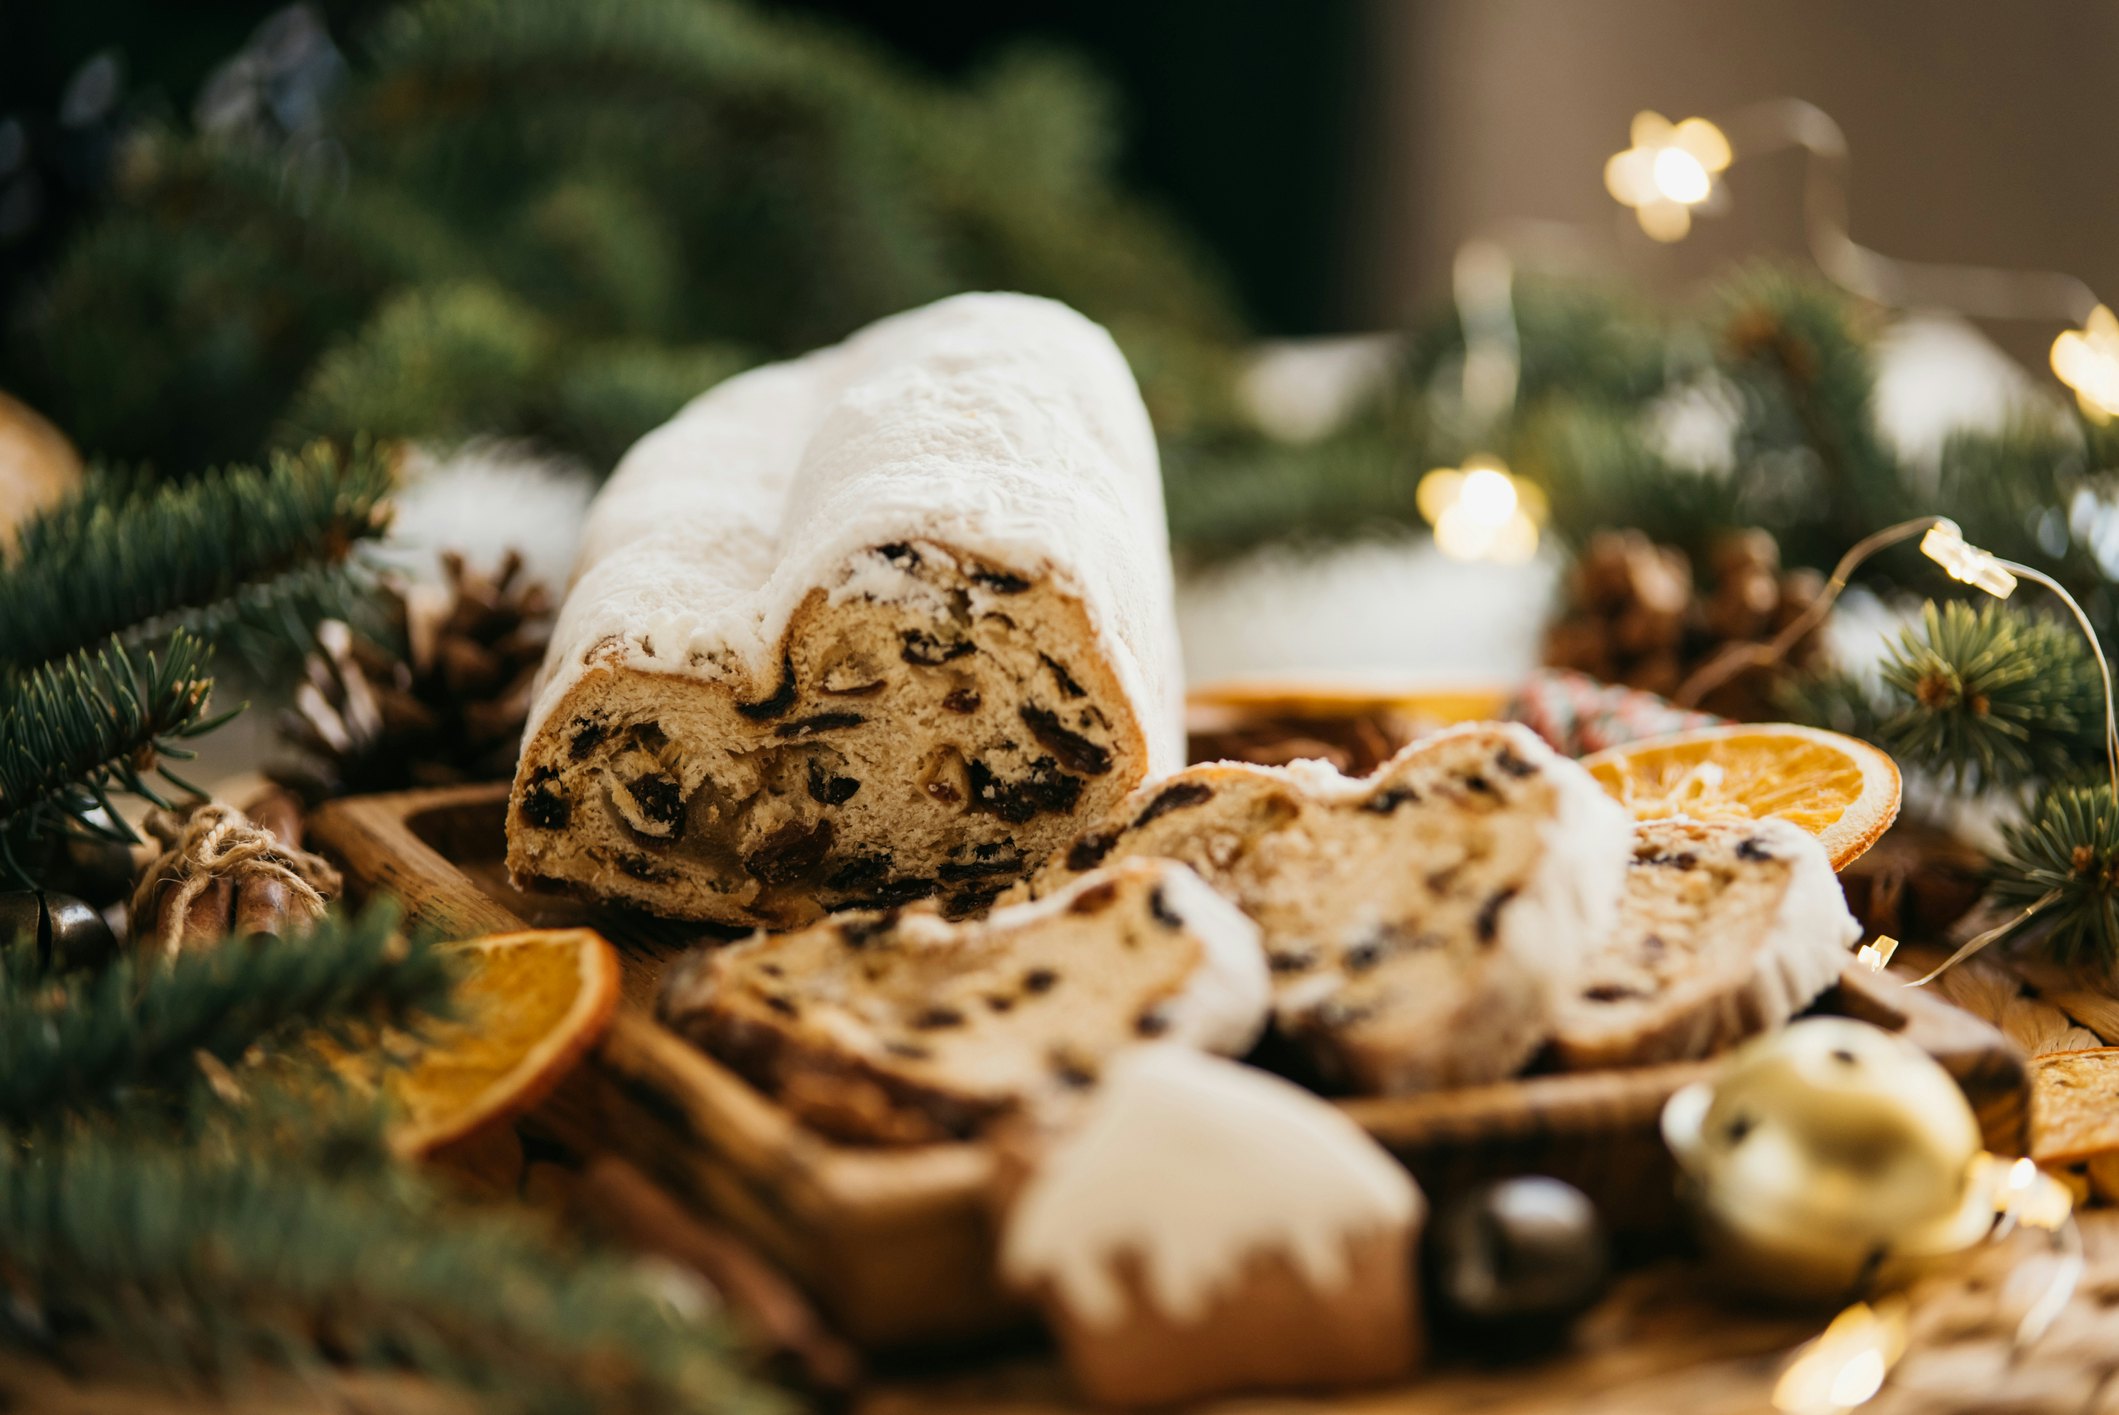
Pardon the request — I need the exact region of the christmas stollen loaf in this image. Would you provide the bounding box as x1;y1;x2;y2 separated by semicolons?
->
507;294;1182;927
1017;723;1633;1092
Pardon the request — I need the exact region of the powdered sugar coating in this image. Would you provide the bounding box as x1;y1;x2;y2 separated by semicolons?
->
522;293;1182;772
1002;1046;1421;1327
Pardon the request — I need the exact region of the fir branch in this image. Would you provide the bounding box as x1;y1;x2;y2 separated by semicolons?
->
1162;425;1415;562
0;441;393;672
1713;269;1907;570
1401;273;1676;413
0;900;453;1131
1874;600;2104;789
1515;398;1744;558
0;633;226;883
1775;666;1888;744
1990;784;2119;965
284;284;555;450
0;1131;785;1415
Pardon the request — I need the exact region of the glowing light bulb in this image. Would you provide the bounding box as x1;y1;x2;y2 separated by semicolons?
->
1417;457;1546;565
1605;111;1732;243
1855;935;1898;973
1773;1300;1906;1415
1996;1156;2074;1231
1652;146;1713;204
2052;304;2119;421
1919;520;2018;599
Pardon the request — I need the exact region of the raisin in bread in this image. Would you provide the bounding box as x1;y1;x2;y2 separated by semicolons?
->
656;859;1268;1144
1017;723;1632;1093
1550;817;1859;1070
1002;1046;1423;1405
508;294;1182;928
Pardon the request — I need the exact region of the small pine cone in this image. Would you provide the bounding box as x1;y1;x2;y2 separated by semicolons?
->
1628;652;1686;699
1702;564;1781;642
1707;528;1780;580
1542;619;1616;680
275;548;554;799
1572;532;1641;610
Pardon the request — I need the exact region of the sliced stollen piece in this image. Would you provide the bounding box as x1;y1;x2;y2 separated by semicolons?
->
1001;1045;1424;1406
656;859;1268;1145
1550;817;1860;1071
1018;723;1633;1093
508;293;1182;927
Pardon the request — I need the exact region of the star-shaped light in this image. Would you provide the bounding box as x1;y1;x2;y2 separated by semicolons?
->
1605;111;1732;242
1416;455;1546;564
2052;304;2119;421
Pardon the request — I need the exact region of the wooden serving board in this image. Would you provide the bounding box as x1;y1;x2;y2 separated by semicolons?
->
309;783;2028;1353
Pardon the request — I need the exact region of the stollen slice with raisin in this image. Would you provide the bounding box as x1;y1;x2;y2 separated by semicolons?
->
1550;817;1860;1070
1019;723;1633;1094
656;859;1267;1145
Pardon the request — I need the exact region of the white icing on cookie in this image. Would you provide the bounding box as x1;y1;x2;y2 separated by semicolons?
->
523;292;1183;773
1001;1046;1421;1328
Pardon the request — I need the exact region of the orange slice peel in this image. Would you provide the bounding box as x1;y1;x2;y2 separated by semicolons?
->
373;926;621;1159
1578;723;1901;870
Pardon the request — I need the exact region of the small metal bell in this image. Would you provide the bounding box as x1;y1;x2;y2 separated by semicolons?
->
1429;1176;1610;1340
0;890;119;973
1663;1016;1995;1301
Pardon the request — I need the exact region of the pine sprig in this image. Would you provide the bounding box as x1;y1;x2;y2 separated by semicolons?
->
0;633;227;883
1874;600;2105;789
1990;784;2119;964
0;441;394;672
0;1130;785;1415
0;901;453;1131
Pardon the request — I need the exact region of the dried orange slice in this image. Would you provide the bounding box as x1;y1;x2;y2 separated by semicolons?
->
1578;723;1901;870
382;927;621;1158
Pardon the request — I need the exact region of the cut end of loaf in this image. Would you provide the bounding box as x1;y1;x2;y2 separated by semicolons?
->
1550;817;1859;1070
505;538;1149;927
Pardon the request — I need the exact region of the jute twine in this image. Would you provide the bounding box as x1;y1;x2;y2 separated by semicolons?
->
129;801;344;958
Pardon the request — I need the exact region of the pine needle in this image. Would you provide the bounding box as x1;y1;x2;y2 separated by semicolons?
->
0;900;454;1130
1875;600;2103;789
0;632;228;882
0;441;393;673
0;1130;786;1415
1990;784;2119;965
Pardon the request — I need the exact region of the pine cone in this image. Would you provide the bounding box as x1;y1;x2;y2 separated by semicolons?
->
1543;527;1824;720
276;549;553;797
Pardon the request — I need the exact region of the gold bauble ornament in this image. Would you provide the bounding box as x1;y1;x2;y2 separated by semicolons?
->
1662;1017;1998;1301
0;389;83;547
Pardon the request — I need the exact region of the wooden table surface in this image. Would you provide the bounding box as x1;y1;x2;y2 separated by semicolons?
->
860;1214;2119;1415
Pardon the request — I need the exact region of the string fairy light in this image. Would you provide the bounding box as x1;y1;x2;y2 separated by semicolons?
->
1415;241;1548;563
1603;111;1732;243
1770;1156;2085;1415
1854;934;1898;973
2050;304;2119;422
1773;1298;1907;1415
1672;514;2117;978
1605;98;2110;413
1416;456;1546;564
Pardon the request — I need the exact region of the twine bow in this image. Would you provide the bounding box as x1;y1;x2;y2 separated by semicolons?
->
130;801;344;958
